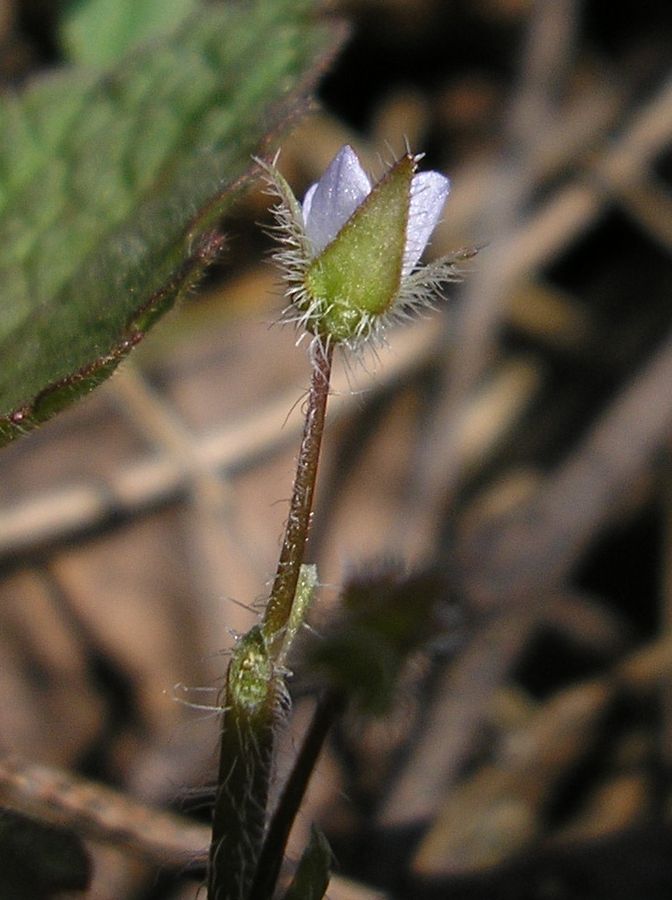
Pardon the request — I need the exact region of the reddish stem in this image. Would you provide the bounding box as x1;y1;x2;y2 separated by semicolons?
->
262;342;334;645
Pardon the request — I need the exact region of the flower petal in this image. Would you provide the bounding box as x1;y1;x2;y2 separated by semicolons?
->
302;145;372;255
402;171;450;276
301;182;318;224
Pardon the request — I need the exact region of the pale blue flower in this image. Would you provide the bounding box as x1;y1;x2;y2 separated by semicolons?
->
301;145;450;276
261;144;467;348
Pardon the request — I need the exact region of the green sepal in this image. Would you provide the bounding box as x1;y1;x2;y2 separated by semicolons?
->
305;154;414;342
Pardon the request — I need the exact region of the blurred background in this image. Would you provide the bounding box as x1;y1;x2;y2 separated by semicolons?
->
2;0;672;897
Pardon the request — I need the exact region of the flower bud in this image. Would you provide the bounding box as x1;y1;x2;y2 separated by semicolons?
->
262;144;465;349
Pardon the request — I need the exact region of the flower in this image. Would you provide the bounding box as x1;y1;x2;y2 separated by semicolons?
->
261;144;467;348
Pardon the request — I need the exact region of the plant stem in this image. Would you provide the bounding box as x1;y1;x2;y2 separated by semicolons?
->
247;690;344;900
262;342;334;646
208;343;334;899
208;698;275;900
208;627;276;900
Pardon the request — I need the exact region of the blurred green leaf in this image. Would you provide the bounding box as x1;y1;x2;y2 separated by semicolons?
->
281;827;333;900
0;0;342;446
311;565;464;712
61;0;197;66
0;807;91;898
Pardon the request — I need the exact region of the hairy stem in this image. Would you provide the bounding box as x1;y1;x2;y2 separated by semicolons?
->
263;342;334;647
208;628;277;900
208;344;334;898
248;690;344;900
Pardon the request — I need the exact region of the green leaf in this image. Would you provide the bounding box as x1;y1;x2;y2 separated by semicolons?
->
0;807;91;897
0;0;343;446
311;565;461;712
61;0;198;66
276;562;319;663
282;827;333;900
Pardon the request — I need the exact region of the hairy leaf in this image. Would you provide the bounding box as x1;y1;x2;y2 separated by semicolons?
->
61;0;198;66
0;0;342;445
